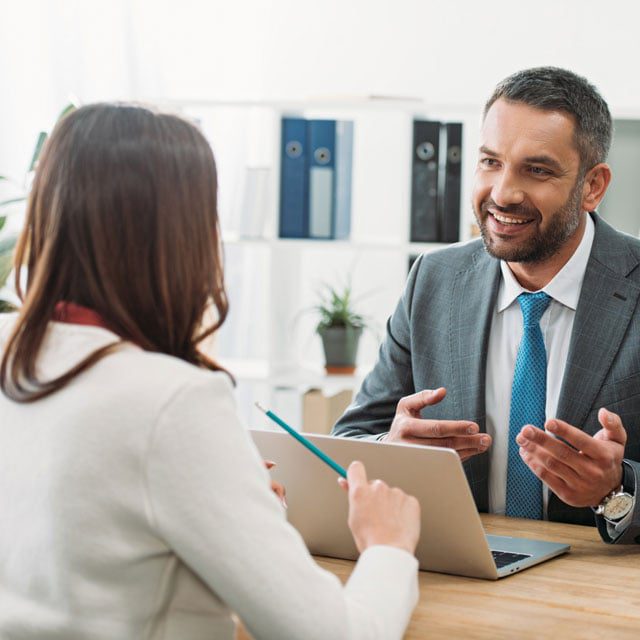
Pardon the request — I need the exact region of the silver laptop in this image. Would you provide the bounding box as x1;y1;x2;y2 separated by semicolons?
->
250;429;569;580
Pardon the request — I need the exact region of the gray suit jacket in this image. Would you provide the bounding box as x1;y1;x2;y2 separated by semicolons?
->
333;214;640;543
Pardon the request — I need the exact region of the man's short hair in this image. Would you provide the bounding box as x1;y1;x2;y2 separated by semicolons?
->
484;67;612;172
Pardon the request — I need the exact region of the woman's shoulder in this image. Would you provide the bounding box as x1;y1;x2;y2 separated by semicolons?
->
89;343;236;419
114;348;233;397
0;314;234;411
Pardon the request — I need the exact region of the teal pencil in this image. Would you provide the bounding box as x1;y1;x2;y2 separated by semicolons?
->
255;402;348;478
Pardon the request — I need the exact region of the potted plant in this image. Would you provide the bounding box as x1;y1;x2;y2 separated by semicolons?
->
0;179;22;312
315;282;369;374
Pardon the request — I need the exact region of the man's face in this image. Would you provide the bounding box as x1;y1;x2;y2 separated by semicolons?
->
472;98;585;263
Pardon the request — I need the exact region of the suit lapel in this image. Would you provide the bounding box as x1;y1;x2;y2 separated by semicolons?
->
556;216;640;428
448;247;500;512
449;248;501;426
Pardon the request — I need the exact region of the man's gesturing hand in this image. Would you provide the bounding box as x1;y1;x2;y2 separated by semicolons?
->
384;387;491;462
516;408;626;507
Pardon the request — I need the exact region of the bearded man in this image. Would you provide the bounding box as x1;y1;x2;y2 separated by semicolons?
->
333;67;640;544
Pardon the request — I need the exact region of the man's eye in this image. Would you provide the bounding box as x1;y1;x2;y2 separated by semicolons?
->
481;157;498;167
529;166;551;176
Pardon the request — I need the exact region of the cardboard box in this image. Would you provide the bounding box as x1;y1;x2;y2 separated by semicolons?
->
303;388;353;434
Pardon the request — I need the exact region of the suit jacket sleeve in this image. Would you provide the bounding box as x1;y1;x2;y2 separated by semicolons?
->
331;257;423;439
595;459;640;544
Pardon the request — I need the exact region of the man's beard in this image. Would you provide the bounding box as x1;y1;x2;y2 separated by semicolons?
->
474;178;584;263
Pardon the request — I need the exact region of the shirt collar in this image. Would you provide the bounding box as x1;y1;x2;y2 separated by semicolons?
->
497;213;595;313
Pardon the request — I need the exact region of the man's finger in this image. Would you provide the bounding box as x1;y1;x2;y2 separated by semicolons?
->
391;433;490;450
521;450;572;498
516;433;583;485
400;416;480;439
517;425;582;467
597;408;627;445
397;387;446;414
544;419;608;458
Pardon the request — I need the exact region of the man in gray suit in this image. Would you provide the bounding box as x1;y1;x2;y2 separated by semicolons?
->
333;67;639;544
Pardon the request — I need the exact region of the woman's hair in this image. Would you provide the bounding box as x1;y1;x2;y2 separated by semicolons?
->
0;103;230;402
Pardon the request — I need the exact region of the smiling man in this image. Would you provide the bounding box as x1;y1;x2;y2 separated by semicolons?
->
333;67;640;544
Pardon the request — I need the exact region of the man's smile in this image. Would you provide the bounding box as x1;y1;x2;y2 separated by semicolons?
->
490;211;535;225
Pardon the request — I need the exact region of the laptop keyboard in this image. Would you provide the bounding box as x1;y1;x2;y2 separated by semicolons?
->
491;550;531;568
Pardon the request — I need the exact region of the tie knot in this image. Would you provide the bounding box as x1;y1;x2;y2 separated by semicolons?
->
517;292;551;326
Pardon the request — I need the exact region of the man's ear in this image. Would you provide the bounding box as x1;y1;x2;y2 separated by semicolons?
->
581;163;612;211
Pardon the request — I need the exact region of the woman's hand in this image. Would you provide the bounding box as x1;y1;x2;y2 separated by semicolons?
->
338;461;420;554
264;460;287;508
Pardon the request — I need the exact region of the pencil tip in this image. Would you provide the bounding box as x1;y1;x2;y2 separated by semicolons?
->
254;401;267;413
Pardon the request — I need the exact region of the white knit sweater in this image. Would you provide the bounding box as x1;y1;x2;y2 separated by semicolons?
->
0;315;418;639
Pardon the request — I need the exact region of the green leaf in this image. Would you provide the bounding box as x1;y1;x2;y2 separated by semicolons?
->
314;281;370;332
26;103;78;172
28;131;47;172
0;196;26;208
0;235;16;253
0;242;15;286
57;102;78;121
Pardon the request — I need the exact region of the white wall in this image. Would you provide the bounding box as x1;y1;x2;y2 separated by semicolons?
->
0;0;135;180
128;0;640;111
4;0;640;174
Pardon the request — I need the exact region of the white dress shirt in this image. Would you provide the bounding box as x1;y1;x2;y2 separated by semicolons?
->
486;215;595;516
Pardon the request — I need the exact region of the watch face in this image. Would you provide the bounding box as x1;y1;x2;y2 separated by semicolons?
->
603;494;634;521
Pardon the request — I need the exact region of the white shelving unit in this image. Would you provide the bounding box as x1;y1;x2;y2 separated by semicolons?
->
166;97;480;428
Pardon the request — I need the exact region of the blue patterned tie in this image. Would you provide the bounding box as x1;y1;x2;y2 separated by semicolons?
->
506;292;551;520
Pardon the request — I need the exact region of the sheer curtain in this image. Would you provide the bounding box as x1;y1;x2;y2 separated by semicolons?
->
0;0;143;180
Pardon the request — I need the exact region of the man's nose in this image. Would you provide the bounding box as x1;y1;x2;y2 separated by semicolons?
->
490;169;525;208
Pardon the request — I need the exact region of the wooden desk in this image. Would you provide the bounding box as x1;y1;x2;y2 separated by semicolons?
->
238;514;640;639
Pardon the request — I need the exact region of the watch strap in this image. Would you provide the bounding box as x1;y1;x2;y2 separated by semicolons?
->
622;459;635;495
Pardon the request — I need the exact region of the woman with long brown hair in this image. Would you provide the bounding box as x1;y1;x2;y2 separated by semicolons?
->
0;104;420;639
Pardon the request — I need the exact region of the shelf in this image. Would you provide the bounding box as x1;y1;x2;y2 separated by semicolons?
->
222;233;457;253
163;96;426;112
222;236;404;251
173;98;476;428
222;358;270;382
222;357;369;392
221;234;273;246
161;96;482;119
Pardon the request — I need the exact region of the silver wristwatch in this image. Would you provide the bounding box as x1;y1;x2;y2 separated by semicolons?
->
593;486;635;523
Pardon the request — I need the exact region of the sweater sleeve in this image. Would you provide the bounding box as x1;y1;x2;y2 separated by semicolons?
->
144;374;419;640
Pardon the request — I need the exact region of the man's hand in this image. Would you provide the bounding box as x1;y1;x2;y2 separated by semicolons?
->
516;408;626;507
384;387;491;462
